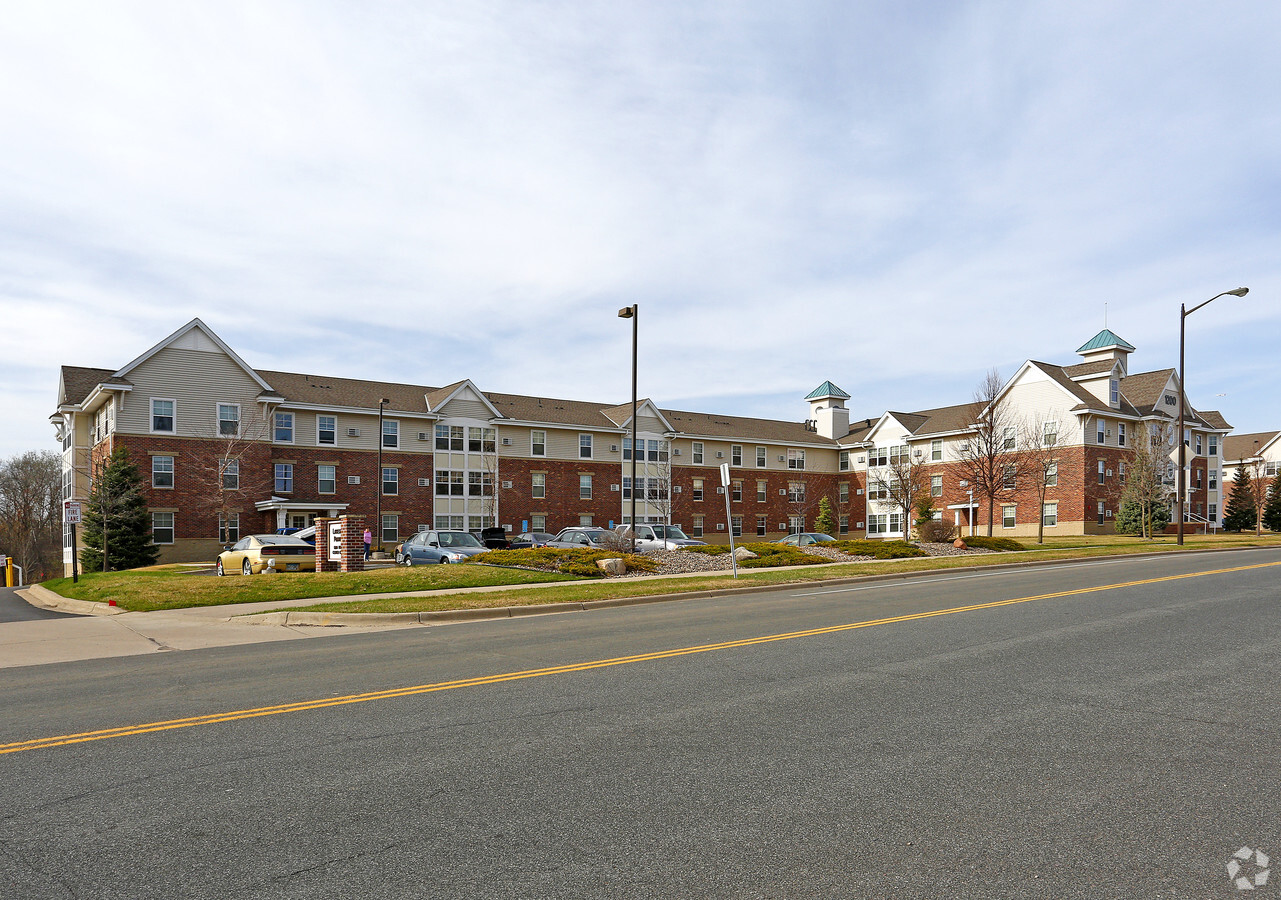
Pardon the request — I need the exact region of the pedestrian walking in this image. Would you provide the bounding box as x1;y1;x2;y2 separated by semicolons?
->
363;527;372;560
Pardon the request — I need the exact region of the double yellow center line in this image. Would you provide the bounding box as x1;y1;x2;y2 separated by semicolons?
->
4;560;1276;755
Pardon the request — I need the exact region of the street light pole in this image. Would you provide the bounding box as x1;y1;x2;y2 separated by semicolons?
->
1178;287;1248;545
376;397;390;554
618;304;638;552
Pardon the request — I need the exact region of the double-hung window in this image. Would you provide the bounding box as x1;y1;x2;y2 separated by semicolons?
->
731;445;742;466
692;442;704;464
1097;419;1106;444
692;478;704;501
1045;462;1058;487
731;480;742;502
382;420;399;449
931;474;942;497
758;480;768;502
931;440;943;461
788;481;805;503
1118;423;1126;447
318;465;336;494
1098;460;1105;484
221;459;239;490
839;451;850;472
274;412;294;443
1002;505;1016;528
317;415;336;445
787;449;805;470
838;482;849;503
218;404;240;437
218;513;239;544
531;431;546;457
152;456;174;488
1042;502;1058;527
532;473;546;499
1003;427;1016;451
1043;420;1058;446
382;467;398;495
151;399;175;433
579;434;593;459
579;474;592;499
275;463;293;493
152;512;174;544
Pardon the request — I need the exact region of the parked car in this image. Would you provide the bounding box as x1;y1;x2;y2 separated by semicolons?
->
546;527;616;549
397;530;491;565
292;525;317;545
508;531;556;549
776;532;837;547
614;523;707;551
477;526;510;549
216;534;317;575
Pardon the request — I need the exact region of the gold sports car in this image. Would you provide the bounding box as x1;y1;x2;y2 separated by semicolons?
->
216;534;317;576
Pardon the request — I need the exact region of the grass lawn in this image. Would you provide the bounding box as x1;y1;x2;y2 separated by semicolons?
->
40;532;1281;614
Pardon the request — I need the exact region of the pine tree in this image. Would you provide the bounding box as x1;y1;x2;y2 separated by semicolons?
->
1115;498;1170;537
814;496;836;537
1222;467;1257;533
80;448;159;571
1263;475;1281;532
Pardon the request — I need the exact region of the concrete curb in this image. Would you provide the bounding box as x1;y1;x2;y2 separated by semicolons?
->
18;584;129;616
237;545;1260;628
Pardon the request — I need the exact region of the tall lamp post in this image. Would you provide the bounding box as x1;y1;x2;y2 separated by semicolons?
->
618;304;638;551
376;397;390;554
1178;287;1248;545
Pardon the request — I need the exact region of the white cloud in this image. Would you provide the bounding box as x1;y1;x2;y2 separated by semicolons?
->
1;0;1278;456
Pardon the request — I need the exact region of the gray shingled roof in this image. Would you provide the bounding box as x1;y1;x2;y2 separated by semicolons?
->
1062;359;1117;378
59;366;121;406
256;370;443;414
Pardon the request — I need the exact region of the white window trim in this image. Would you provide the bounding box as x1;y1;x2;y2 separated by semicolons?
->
318;465;337;494
382;419;400;450
531;430;546;457
152;511;175;544
150;398;177;435
217;402;241;438
274;410;295;444
317;414;337;445
579;433;593;459
152;455;174;489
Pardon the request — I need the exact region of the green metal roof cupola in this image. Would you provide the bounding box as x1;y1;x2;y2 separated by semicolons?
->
1076;328;1135;374
807;381;850;439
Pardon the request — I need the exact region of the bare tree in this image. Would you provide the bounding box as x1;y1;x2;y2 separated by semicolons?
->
0;451;63;581
1019;413;1080;544
950;369;1039;536
1118;419;1175;539
184;419;273;541
879;445;931;541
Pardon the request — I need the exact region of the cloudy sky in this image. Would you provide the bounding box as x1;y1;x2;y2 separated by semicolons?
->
2;1;1277;458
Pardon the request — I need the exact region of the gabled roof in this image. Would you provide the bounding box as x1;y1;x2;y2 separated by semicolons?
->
1076;329;1135;353
805;381;850;401
1027;361;1133;416
1224;431;1281;462
600;399;675;433
114;318;275;394
424;379;504;419
1199;410;1231;430
1116;368;1175;414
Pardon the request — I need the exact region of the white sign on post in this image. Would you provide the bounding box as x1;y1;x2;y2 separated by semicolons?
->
720;462;731;488
64;501;82;525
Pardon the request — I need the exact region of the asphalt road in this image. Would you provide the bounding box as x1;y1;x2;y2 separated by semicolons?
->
0;585;76;622
2;549;1279;898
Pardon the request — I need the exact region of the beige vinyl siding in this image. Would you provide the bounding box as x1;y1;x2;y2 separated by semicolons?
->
636;413;665;434
117;347;265;437
436;397;492;420
1006;373;1091;445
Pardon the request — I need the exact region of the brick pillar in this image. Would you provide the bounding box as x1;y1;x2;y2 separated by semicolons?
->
339;515;366;573
315;517;340;572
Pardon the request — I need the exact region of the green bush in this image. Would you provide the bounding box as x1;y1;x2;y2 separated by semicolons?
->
468;547;655;577
959;536;1027;551
684;544;732;556
682;542;828;567
830;540;926;559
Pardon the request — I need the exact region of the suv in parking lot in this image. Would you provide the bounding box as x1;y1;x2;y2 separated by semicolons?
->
614;523;706;551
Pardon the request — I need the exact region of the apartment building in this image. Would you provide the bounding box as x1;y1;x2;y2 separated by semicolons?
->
1222;431;1281;512
52;319;1235;570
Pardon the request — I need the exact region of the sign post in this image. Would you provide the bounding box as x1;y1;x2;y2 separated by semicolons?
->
64;501;81;583
721;462;737;578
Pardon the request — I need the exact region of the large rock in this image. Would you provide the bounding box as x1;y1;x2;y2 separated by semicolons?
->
596;557;627;576
952;538;968;550
733;546;758;561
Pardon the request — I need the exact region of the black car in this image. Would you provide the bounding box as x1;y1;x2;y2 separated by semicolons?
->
478;527;510;549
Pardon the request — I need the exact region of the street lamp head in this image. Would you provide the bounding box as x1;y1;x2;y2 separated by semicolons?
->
379;398;391;406
1226;287;1249;297
617;306;635;319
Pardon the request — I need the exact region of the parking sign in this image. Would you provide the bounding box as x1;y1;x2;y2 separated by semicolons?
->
64;501;82;525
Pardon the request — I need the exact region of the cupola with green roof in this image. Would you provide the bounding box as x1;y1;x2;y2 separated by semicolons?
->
1076;328;1135;374
807;381;850;439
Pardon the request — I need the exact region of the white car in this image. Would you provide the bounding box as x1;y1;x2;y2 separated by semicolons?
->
614;524;707;552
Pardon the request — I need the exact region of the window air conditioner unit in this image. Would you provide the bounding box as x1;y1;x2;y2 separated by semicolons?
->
778;455;785;462
778;523;787;530
502;437;512;446
672;448;681;456
1106;470;1113;477
673;486;682;493
502;480;512;489
418;432;430;441
717;523;725;530
347;428;360;437
716;451;724;458
778;488;787;496
856;522;865;529
717;486;726;494
1106;510;1113;518
418;478;430;487
857;456;865;463
610;445;618;452
610;483;620;492
856;488;864;495
347;476;361;484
